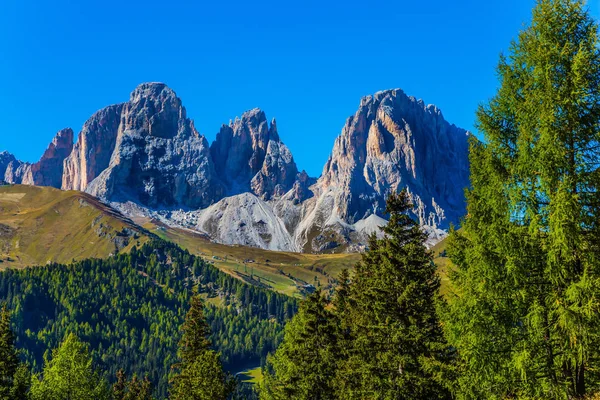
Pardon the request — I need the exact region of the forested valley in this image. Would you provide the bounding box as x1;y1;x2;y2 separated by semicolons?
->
0;239;297;398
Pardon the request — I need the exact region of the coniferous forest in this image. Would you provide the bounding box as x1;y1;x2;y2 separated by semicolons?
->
1;0;600;399
0;239;297;398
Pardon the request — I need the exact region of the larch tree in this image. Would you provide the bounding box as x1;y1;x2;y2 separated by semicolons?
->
30;333;110;400
441;0;600;398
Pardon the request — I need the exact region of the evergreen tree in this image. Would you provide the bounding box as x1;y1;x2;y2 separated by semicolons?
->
0;304;29;400
337;191;451;399
260;291;339;400
113;370;127;400
441;0;600;398
113;370;153;400
30;333;110;400
170;293;234;400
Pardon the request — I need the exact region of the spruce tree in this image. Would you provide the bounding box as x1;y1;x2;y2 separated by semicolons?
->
0;304;29;400
113;370;127;400
113;370;153;400
337;191;451;399
260;291;339;400
441;0;600;398
170;293;234;400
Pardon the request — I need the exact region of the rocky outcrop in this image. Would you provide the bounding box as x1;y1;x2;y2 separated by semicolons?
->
0;152;18;182
295;89;469;248
25;128;74;188
85;83;224;209
2;129;73;187
62;104;123;191
211;109;299;200
3;160;30;184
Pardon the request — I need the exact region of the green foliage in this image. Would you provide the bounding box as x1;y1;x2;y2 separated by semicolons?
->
260;291;339;400
441;0;600;398
29;333;110;400
176;294;211;365
170;294;234;400
0;239;297;398
335;191;451;399
0;304;30;400
259;191;452;399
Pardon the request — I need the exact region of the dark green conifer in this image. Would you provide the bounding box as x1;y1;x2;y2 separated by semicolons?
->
170;292;234;400
338;191;451;399
0;304;29;400
260;291;338;400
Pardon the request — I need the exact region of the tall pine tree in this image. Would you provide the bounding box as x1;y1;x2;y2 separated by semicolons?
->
170;293;234;400
441;0;600;398
0;304;29;400
337;191;451;399
260;291;339;400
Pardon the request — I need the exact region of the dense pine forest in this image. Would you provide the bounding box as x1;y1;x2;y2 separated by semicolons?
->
0;240;297;398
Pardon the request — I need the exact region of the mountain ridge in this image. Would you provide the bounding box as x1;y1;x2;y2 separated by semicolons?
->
1;83;470;252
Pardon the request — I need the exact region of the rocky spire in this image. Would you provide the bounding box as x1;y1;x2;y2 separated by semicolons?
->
25;128;74;188
211;108;299;200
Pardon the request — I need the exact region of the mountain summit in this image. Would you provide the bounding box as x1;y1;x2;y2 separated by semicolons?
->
1;83;470;252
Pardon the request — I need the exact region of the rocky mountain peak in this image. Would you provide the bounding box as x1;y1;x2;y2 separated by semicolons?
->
317;88;470;230
83;83;221;209
211;108;298;199
122;82;191;140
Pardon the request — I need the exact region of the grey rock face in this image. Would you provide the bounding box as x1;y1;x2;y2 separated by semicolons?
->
317;89;469;229
3;160;30;184
211;109;299;200
0;152;18;182
0;84;471;253
1;128;73;188
86;83;224;209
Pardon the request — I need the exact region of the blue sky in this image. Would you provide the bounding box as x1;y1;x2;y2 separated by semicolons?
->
1;0;598;177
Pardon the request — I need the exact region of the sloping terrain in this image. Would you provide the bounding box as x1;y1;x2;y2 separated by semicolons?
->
141;220;361;297
0;184;147;268
0;184;360;297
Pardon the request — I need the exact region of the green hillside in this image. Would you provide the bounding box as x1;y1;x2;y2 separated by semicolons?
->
0;185;148;268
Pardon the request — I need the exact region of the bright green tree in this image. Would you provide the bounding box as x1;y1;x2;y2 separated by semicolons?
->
441;0;600;398
260;291;339;400
170;293;234;400
0;304;30;400
30;333;110;400
337;191;451;399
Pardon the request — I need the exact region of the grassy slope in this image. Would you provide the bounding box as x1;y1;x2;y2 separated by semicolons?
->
0;184;453;298
144;222;361;298
0;185;148;268
431;232;455;295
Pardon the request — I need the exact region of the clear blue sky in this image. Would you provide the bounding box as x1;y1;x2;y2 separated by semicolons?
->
1;0;598;177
